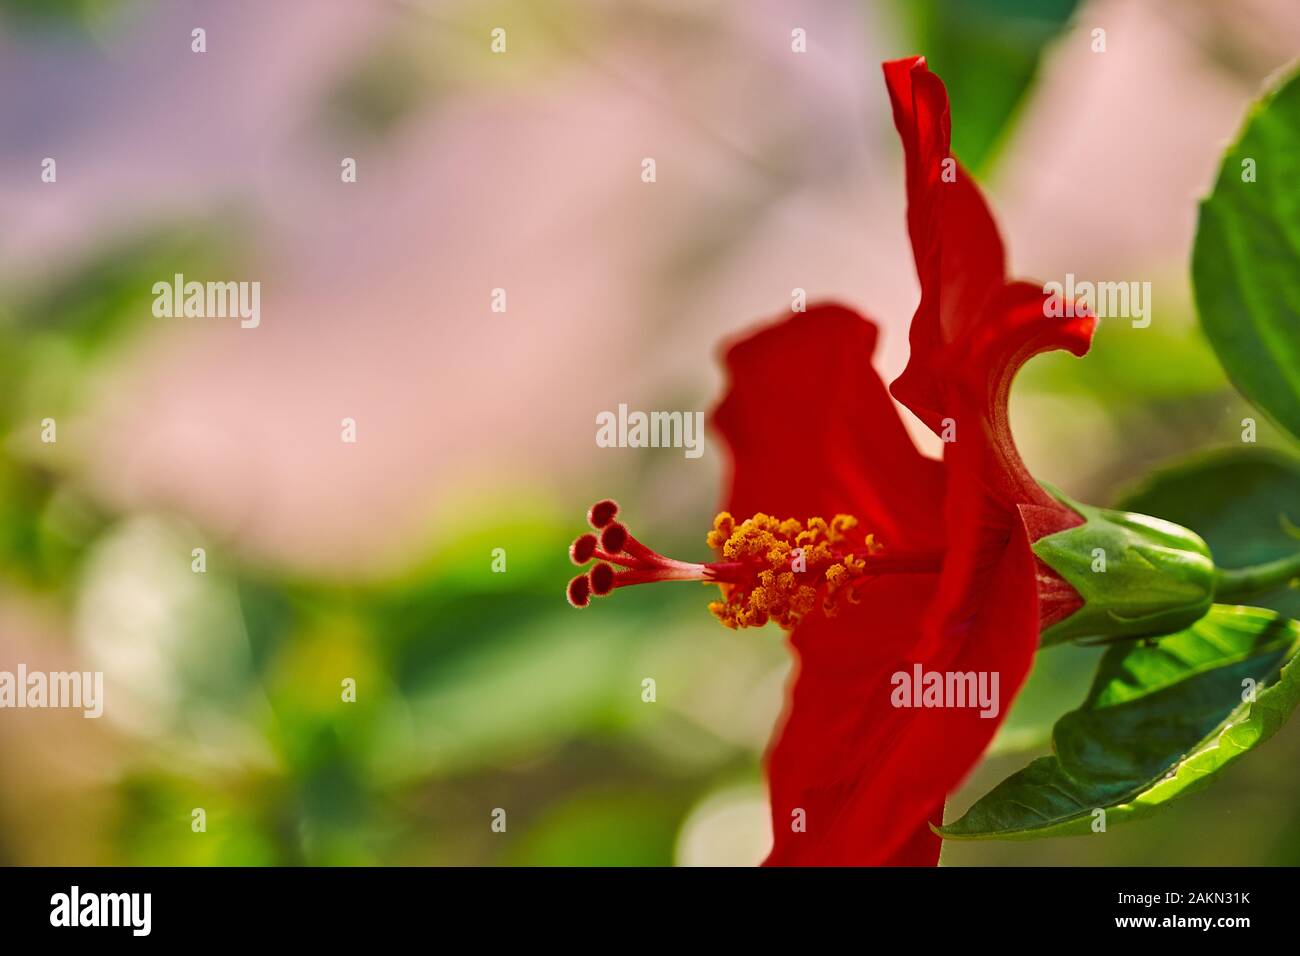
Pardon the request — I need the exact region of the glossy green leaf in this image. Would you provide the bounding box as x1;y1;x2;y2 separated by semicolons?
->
1115;447;1300;620
1192;66;1300;441
941;605;1300;839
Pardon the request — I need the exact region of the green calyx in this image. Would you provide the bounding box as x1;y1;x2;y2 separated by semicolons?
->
1034;486;1216;647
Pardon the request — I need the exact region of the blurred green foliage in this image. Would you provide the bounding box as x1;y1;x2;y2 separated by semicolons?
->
0;223;243;595
1117;448;1300;621
0;0;137;33
893;0;1080;171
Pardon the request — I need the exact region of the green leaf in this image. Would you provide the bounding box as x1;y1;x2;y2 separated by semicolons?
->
940;605;1300;840
1192;65;1300;441
1115;447;1300;621
988;641;1103;755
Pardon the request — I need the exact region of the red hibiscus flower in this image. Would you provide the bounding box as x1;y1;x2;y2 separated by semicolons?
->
567;56;1099;865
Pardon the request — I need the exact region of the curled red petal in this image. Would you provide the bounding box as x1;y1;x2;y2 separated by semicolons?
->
723;59;1098;868
916;283;1089;646
711;303;944;549
883;55;1009;434
881;57;1093;641
882;57;1096;513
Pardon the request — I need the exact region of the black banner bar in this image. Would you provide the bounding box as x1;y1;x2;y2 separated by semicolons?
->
0;866;1279;942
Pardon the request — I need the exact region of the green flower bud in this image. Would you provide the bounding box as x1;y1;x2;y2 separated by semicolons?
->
1035;488;1215;647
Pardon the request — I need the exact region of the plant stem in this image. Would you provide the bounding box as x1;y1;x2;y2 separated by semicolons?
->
1214;551;1300;602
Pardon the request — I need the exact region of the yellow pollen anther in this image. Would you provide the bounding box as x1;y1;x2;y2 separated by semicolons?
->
704;512;875;630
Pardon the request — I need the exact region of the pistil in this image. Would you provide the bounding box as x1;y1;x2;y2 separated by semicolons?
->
566;499;942;629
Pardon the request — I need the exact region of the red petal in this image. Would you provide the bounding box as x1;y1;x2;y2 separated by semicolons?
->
915;283;1089;644
881;57;1096;514
882;803;945;866
724;61;1099;867
711;304;944;548
882;57;1093;643
953;282;1094;508
1021;502;1087;629
763;522;1040;865
883;55;1008;434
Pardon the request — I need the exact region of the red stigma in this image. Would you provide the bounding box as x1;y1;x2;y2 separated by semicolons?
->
600;522;628;554
588;499;619;529
570;533;598;565
567;574;592;608
564;502;716;609
563;504;945;625
589;562;615;595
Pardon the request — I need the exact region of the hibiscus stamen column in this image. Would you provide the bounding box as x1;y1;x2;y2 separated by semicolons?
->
566;499;739;608
567;499;943;629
